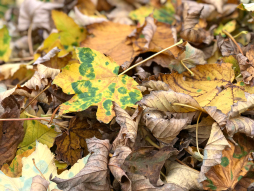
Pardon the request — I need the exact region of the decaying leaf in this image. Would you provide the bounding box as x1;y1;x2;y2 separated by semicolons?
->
31;175;50;191
141;80;171;91
55;116;102;165
202;134;254;190
199;122;230;182
165;161;203;190
53;47;142;123
52;137;111;191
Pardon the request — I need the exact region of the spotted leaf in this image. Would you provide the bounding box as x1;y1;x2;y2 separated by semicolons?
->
53;47;142;123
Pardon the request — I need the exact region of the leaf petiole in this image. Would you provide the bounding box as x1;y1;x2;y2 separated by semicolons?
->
180;60;194;76
196;112;203;159
118;39;183;76
172;103;199;111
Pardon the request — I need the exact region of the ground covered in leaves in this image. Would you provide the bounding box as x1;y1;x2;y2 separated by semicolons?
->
2;0;254;190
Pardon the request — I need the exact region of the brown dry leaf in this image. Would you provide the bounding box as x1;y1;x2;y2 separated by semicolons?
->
31;175;50;191
141;80;171;91
1;147;35;177
165;161;203;190
139;91;204;113
202;0;227;13
55;116;102;165
202;134;254;190
108;146;132;191
226;116;254;137
172;111;200;125
180;7;213;45
186;116;214;146
199;122;230;182
122;146;178;186
144;117;188;144
0;96;25;166
217;35;239;57
204;106;228;127
18;0;63;31
52;137;111;191
34;47;72;70
112;103;142;151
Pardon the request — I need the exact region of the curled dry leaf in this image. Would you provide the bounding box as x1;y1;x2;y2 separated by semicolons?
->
108;146;132;191
31;175;50;191
165;161;203;190
52;137;111;191
199;122;230;182
202;0;227;13
217;35;239;57
139;90;204;113
18;0;63;31
141;80;171;91
202;134;254;190
144;117;188;144
204;106;227;126
112;102;141;151
0;96;25;166
122;146;178;186
226;116;254;137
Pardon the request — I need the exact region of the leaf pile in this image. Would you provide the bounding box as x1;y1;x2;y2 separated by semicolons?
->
2;0;254;191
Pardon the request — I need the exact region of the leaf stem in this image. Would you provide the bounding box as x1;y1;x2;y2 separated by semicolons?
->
196;112;203;159
21;85;51;114
222;29;243;55
0;117;52;121
118;39;183;76
172;103;199;111
145;136;160;149
49;105;60;124
180;60;194;76
233;31;248;39
32;158;46;179
28;23;34;56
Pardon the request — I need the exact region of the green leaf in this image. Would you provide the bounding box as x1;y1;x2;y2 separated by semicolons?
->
0;26;11;61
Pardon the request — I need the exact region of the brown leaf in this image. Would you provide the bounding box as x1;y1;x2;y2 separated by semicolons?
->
165;161;203;190
122;146;178;186
141;80;171;91
217;35;239;57
199;122;230;182
108;146;132;191
52;137;111;191
202;134;254;190
202;0;227;13
31;175;50;191
112;102;142;151
144;117;188;144
226;116;254;137
0;96;25;166
204;106;227;127
55;117;102;165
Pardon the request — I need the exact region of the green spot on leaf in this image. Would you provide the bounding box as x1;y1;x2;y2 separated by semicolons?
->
240;82;245;86
197;89;202;92
220;157;229;167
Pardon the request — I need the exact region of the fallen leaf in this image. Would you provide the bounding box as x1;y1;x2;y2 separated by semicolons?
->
214;20;237;37
158;63;254;114
169;42;207;74
226;116;254;137
122;146;178;186
165;161;203;190
141;80;171;91
0;26;11;62
55;116;102;165
109;146;132;191
217;35;239;57
202;0;227;13
144;117;188;144
0;96;25;166
112;102;141;150
1;148;35;177
18;0;63;31
53;47;142;123
199;122;230;182
52;137;111;191
202;133;254;190
31;175;50;191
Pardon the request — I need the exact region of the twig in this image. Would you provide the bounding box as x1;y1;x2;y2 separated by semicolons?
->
49;105;60;124
222;29;243;55
196;112;203;159
118;39;183;76
21;85;50;114
145;136;160;149
28;23;34;56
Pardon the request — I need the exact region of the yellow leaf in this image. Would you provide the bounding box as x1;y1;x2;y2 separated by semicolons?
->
0;26;11;62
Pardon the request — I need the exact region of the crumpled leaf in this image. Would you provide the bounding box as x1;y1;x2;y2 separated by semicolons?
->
165;161;203;190
109;146;132;191
139;90;204;113
17;107;59;155
226;116;254;137
199;122;230;182
55;116;102;165
0;96;25;166
0;26;11;62
31;175;50;191
181;7;213;45
122;146;178;186
18;0;63;31
158;63;254;114
52;137;111;191
129;1;176;25
202;0;227;13
0;141;89;190
217;35;239;57
112;102;141;150
141;80;171;91
53;47;142;123
144;117;188;144
1;148;35;177
169;42;207;74
202;134;254;190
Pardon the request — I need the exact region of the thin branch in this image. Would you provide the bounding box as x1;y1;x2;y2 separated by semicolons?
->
49;105;60;124
118;39;183;76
